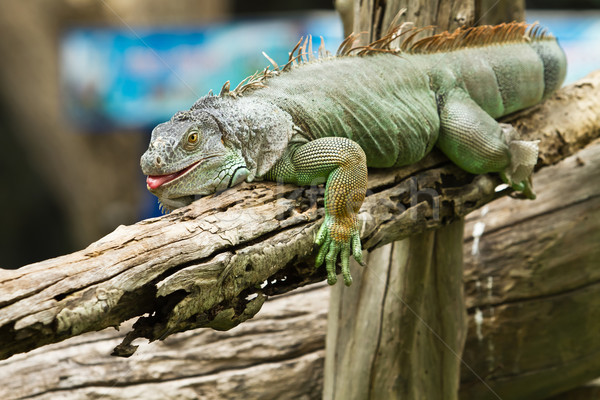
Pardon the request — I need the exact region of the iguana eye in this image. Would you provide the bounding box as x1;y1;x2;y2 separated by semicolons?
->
184;129;201;150
188;131;199;144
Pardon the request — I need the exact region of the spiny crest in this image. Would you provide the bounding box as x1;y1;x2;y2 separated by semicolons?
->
336;21;552;56
172;110;192;122
406;22;551;54
210;21;552;98
212;34;333;98
335;21;421;56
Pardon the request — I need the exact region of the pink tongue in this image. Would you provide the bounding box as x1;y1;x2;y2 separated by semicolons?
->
146;173;179;190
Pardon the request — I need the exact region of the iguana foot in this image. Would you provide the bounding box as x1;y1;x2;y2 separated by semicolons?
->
500;124;539;199
315;215;363;286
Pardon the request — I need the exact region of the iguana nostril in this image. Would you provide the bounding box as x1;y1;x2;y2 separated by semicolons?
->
156;156;162;165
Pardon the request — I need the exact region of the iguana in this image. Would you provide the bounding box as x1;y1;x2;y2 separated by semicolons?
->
140;22;566;286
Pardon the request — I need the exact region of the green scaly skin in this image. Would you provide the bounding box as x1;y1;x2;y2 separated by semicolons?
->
140;23;567;286
263;137;367;285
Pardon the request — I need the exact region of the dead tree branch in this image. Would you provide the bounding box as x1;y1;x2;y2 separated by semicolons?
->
1;137;598;399
1;71;599;361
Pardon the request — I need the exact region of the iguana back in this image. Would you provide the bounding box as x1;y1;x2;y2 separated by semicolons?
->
251;54;440;168
249;22;565;169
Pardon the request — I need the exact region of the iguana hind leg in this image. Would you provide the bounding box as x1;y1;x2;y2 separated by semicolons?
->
264;137;367;286
436;89;539;199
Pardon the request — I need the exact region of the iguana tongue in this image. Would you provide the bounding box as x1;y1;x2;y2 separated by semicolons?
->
146;161;201;190
146;172;180;190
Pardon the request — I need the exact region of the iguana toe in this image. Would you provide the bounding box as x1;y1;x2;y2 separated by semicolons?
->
315;215;363;286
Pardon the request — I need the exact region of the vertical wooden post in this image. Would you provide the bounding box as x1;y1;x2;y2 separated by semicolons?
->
325;221;466;399
326;0;524;398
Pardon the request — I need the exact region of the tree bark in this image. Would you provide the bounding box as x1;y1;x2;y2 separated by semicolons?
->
324;221;465;399
0;284;330;400
460;138;600;399
0;64;598;362
1;138;598;400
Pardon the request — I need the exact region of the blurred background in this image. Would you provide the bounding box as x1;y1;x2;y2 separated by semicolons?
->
0;0;598;269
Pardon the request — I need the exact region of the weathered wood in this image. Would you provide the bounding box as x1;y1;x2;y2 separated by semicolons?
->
0;64;598;362
2;139;597;400
0;284;329;400
325;220;466;399
459;138;600;400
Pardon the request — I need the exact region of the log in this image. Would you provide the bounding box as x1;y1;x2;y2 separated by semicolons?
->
324;221;466;399
0;284;329;400
1;136;598;400
0;68;598;362
459;141;600;398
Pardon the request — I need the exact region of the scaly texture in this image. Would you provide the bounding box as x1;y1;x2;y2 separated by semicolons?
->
140;22;567;285
264;137;367;285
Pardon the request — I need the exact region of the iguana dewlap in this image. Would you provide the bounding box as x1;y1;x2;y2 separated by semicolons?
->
140;22;566;286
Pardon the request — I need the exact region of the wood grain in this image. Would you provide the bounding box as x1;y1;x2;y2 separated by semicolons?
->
1;138;597;400
0;70;598;363
459;139;600;400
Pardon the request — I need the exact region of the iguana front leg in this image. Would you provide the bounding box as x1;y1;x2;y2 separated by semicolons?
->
264;137;368;285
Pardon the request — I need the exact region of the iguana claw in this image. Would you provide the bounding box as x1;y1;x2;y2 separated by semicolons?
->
500;171;536;200
315;216;363;286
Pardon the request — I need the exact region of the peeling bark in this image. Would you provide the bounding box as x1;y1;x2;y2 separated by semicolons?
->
0;71;599;362
1;138;598;400
0;284;329;400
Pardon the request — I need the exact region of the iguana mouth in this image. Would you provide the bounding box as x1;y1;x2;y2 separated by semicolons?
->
146;160;201;190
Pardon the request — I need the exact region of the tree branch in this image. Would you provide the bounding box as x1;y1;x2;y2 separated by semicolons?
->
1;71;599;361
1;138;598;399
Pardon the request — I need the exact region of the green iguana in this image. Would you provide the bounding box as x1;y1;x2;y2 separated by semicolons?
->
140;22;566;286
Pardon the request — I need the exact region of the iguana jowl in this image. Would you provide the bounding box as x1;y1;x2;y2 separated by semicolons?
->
140;22;566;286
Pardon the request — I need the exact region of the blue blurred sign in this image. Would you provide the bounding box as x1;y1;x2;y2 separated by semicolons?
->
60;13;343;132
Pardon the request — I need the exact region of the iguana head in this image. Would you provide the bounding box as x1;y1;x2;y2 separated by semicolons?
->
141;93;296;212
140;97;250;212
